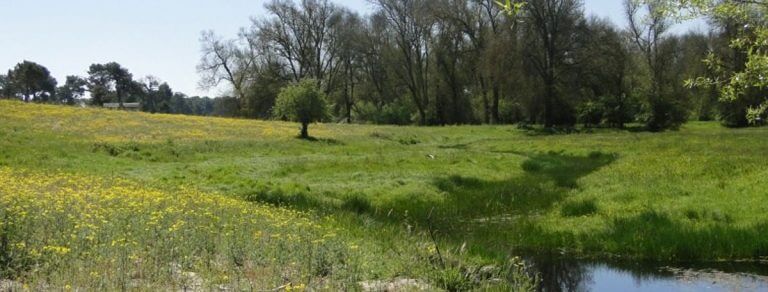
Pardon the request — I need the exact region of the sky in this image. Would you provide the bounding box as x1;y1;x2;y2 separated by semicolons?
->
0;0;708;98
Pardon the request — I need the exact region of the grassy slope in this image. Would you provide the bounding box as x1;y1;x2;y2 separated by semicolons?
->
1;100;767;284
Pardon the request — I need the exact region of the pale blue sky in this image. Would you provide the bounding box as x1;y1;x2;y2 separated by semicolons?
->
0;0;707;97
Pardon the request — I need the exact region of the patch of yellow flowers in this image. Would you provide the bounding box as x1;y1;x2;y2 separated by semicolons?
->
0;166;338;289
0;100;336;143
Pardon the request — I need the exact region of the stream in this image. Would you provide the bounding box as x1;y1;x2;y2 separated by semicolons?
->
526;257;768;291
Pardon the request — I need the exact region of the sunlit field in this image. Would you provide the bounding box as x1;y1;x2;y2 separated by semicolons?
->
0;100;532;290
2;100;768;289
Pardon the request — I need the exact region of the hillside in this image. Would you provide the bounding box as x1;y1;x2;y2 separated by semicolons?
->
2;100;768;289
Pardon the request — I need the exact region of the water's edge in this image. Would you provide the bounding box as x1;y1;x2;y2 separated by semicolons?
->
526;257;768;291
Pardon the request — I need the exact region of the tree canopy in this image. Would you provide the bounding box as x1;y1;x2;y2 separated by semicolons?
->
273;79;328;138
6;61;57;102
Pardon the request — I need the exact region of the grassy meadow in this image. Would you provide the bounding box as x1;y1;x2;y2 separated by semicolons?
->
2;100;768;289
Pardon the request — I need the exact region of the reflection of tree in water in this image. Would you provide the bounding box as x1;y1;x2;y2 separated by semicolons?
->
526;257;593;292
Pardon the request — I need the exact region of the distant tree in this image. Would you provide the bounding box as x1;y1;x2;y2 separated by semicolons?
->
0;74;10;98
273;79;328;138
212;96;241;117
197;30;258;103
56;76;88;105
6;61;57;102
87;62;134;107
87;65;112;106
156;82;174;113
138;76;161;113
171;92;192;114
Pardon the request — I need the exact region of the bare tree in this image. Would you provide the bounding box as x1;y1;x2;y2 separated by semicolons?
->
524;0;584;126
372;0;435;125
625;0;686;130
197;30;257;101
256;0;342;90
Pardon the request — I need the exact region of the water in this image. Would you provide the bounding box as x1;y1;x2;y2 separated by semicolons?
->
527;257;768;291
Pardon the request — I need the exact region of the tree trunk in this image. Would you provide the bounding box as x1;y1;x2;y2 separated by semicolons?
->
479;77;490;124
491;84;500;124
300;122;309;139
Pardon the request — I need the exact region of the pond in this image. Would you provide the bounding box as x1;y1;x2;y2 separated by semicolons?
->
526;257;768;291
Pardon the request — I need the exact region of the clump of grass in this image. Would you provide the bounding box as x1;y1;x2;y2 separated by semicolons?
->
236;181;319;208
341;193;373;214
561;199;598;217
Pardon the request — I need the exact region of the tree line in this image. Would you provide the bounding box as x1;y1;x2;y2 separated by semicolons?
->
0;61;242;116
197;0;768;129
2;0;765;130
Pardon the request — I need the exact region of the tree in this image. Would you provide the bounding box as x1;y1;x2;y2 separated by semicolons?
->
273;79;328;138
197;30;257;102
57;76;88;105
523;0;584;127
671;0;768;126
0;74;10;98
373;0;435;125
87;62;134;107
625;0;687;131
6;61;57;102
333;9;364;123
256;0;342;86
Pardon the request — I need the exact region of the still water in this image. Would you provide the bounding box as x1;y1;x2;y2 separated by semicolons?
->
527;257;768;291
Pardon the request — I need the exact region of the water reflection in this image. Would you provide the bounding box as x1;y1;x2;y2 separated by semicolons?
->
524;256;768;292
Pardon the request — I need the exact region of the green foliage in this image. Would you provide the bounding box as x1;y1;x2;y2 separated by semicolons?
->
6;61;57;102
273;79;328;138
87;62;134;106
56;75;88;105
642;95;689;131
354;101;414;125
672;0;768;125
577;100;605;127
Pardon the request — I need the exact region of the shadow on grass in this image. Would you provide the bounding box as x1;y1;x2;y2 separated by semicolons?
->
423;151;617;220
521;124;650;136
296;136;345;145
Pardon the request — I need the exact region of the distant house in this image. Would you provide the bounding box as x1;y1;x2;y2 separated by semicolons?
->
103;102;141;111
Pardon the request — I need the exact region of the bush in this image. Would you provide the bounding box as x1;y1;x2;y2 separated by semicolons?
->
601;94;638;128
642;95;688;131
577;100;604;127
354;101;413;125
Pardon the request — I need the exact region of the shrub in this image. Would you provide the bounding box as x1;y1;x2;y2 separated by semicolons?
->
577;100;604;127
642;95;688;131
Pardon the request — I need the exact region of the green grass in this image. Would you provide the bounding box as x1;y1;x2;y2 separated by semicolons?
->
2;100;768;288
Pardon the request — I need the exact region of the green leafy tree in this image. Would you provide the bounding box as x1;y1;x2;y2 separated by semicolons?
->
657;0;768;125
87;62;133;107
57;76;88;105
6;61;57;102
0;74;10;97
273;79;328;139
